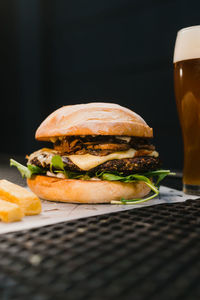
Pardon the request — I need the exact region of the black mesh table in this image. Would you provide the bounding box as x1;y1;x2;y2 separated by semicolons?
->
0;158;200;300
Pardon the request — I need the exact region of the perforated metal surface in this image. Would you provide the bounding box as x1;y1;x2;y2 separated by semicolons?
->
0;198;200;300
0;163;198;300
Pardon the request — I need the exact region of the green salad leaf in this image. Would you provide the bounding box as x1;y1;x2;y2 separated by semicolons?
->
27;164;46;175
142;169;175;186
97;172;151;183
50;155;91;180
96;170;175;205
50;155;65;171
10;159;32;178
65;171;91;180
10;159;46;179
96;170;174;185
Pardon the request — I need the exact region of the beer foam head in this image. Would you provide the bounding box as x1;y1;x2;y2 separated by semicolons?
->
174;26;200;63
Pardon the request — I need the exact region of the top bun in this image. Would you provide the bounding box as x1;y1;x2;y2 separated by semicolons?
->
36;103;153;141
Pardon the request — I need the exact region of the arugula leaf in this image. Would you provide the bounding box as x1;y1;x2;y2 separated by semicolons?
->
142;170;175;187
10;159;32;179
50;155;65;172
52;169;89;180
27;164;46;174
112;190;159;204
96;169;174;205
10;155;91;180
99;173;128;181
49;156;90;180
97;170;174;185
54;169;91;180
142;170;172;176
66;171;91;180
10;159;46;179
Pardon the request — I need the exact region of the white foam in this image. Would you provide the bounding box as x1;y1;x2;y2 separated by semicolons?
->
174;26;200;63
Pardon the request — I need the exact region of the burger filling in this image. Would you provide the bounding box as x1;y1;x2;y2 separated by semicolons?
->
52;135;155;156
26;135;159;174
10;135;173;204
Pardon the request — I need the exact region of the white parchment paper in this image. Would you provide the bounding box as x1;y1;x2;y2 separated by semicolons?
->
0;186;198;234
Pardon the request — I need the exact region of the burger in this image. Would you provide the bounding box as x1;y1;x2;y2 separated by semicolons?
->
10;103;171;204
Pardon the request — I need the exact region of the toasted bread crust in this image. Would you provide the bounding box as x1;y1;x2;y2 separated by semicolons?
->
27;175;151;204
36;103;153;141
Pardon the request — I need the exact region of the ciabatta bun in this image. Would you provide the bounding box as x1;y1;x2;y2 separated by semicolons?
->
36;103;153;141
27;176;151;204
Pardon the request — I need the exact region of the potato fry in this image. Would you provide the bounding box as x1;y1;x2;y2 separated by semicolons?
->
0;180;41;215
0;199;23;222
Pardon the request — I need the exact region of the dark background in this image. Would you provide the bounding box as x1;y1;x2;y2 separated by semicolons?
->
1;0;200;170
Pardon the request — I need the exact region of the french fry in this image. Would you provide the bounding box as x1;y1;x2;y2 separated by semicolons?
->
0;180;41;216
0;199;23;222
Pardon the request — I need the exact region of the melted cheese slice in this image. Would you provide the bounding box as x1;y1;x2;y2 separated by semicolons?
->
67;149;136;171
29;147;159;172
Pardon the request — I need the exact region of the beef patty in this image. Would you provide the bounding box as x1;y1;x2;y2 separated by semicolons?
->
91;156;160;174
31;156;160;175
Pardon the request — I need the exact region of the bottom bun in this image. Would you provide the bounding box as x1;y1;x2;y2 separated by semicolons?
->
27;175;151;204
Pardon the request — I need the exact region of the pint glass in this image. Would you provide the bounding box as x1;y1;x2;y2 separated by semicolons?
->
174;26;200;195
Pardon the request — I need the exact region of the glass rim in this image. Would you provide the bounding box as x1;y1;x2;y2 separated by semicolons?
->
178;25;200;34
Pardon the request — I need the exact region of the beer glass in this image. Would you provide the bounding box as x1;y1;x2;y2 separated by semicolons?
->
174;26;200;195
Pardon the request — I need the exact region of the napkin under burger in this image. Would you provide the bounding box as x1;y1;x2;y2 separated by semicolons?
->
11;103;171;204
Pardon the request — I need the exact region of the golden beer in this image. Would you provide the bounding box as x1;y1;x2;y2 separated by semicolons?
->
174;26;200;194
